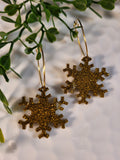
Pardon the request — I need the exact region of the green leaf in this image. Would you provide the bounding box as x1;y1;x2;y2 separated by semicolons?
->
27;12;38;23
0;42;8;49
4;104;12;114
15;14;21;27
2;0;11;4
0;32;6;37
73;0;87;11
49;5;61;17
36;50;41;60
61;10;67;17
72;30;78;38
46;27;59;42
23;22;32;32
42;2;51;21
0;89;12;114
87;0;92;7
13;0;17;3
24;47;33;54
0;89;8;106
31;4;40;15
1;16;15;23
0;66;9;82
44;8;51;22
0;32;8;41
0;53;11;70
25;33;37;44
0;129;5;143
46;31;56;43
99;0;115;10
4;4;18;16
44;3;61;17
47;27;59;34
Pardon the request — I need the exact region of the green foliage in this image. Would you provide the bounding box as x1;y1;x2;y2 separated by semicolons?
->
99;0;116;10
0;66;9;82
27;12;38;23
26;33;37;43
0;0;116;112
44;8;51;22
0;55;12;112
36;49;41;60
46;31;56;43
0;32;7;39
2;0;11;4
23;22;32;32
0;42;8;48
73;0;87;11
1;16;15;23
15;14;22;27
0;53;11;70
0;128;5;143
25;47;33;54
46;27;59;43
72;31;78;38
87;0;93;7
0;89;12;114
47;27;59;34
4;4;18;16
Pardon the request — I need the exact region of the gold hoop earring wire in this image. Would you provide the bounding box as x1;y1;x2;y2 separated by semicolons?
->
73;19;88;57
36;47;46;87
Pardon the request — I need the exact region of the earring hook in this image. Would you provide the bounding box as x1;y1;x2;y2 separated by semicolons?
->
73;19;88;57
36;46;46;87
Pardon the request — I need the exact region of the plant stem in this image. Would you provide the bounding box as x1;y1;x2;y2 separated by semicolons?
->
19;38;28;48
25;10;32;20
89;7;102;18
10;67;22;79
8;42;14;54
57;16;71;30
20;0;29;6
37;27;42;34
12;27;25;43
39;30;44;44
7;26;22;35
19;39;34;55
52;16;55;28
0;11;6;13
32;45;38;50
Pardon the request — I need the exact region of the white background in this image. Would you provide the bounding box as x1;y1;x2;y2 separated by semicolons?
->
0;1;120;160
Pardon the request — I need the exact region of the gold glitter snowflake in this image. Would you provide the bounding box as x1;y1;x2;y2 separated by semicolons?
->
18;86;68;138
62;56;109;104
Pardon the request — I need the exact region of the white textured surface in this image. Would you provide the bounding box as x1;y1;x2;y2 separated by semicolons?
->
0;2;120;160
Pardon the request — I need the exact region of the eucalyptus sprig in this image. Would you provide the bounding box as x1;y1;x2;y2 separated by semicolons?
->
0;0;116;114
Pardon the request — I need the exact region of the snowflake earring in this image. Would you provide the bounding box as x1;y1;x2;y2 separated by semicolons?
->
18;47;68;139
62;19;109;104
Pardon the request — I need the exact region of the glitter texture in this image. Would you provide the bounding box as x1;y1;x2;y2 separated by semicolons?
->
18;86;68;138
62;56;109;104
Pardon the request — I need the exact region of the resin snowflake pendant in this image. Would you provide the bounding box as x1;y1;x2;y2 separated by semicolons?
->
62;56;109;104
18;86;68;138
